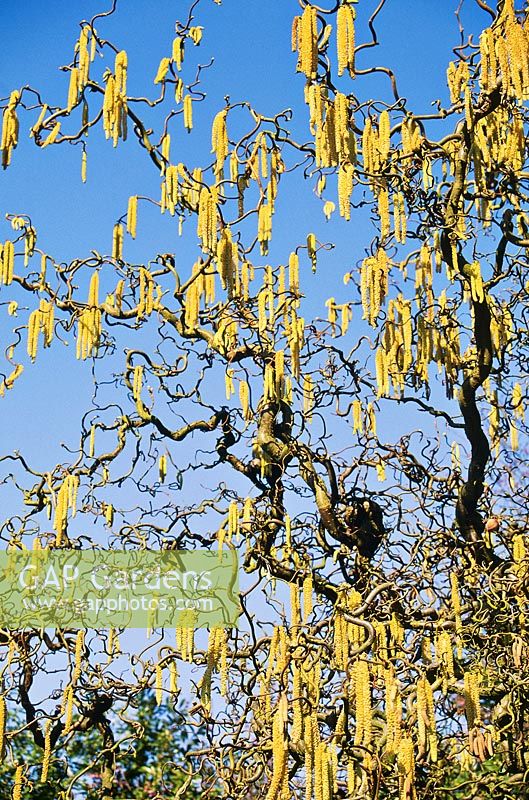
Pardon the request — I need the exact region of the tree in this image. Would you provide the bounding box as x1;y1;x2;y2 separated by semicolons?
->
0;0;529;798
0;692;206;799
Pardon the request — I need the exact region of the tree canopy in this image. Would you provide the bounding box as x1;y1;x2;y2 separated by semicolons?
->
1;0;529;799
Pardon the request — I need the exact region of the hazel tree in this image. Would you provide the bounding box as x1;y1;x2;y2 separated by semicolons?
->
0;1;529;799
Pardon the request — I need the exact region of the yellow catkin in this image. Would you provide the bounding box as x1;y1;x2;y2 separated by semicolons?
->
290;581;301;629
303;572;313;622
513;533;526;576
172;36;185;69
211;109;229;176
132;364;143;401
464;670;481;729
27;308;41;362
112;223;124;260
42;121;61;148
337;3;355;77
41;720;52;782
1;240;14;285
62;684;74;732
367;402;376;436
72;630;85;684
53;474;79;544
265;695;288;800
67;67;80;112
126;195;138;238
169;661;178;693
78;25;92;84
183;95;193;132
217;225;237;294
298;5;318;80
154;57;170;84
378;111;390;163
338;163;354;220
292;15;300;53
1;91;20;168
352;399;363;434
155;662;163;705
40;300;54;347
161;133;171;171
235;380;249;422
102;51;128;146
291;659;303;743
289;251;300;295
416;675;437;761
258;203;272;255
12;765;23;800
378;186;391;240
384;667;402;756
303;374;314;422
393;191;407;243
197;186;218;252
219;630;229;696
353;658;372;747
397;736;415;800
436;630;454;691
159;453;167;482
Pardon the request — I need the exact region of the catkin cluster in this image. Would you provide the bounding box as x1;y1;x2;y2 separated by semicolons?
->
27;300;54;361
217;226;238;295
53;474;80;545
361;248;389;326
103;51;128;145
137;268;157;318
197;186;219;252
77;272;102;359
67;26;95;111
293;6;318;80
480;4;529;101
176;623;195;662
362;111;390;177
416;675;437;761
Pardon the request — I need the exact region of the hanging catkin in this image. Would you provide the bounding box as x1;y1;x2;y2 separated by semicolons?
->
197;186;218;252
337;3;355;77
353;658;372;747
62;684;74;732
397;736;415;800
126;195;138;238
41;720;52;782
103;51;128;145
297;5;318;80
211;109;229;176
1;91;20;168
12;765;23;800
72;629;85;684
265;695;288;800
183;95;193;131
1;240;14;285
